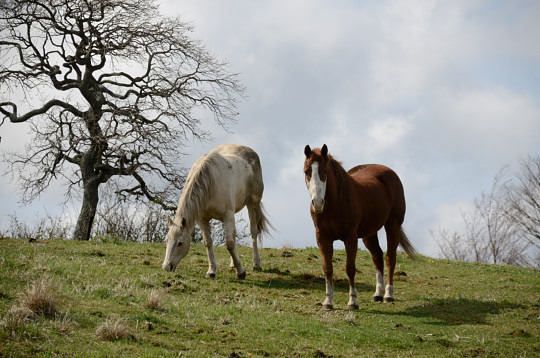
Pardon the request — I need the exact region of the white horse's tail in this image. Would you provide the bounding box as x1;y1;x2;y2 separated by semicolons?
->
254;201;274;244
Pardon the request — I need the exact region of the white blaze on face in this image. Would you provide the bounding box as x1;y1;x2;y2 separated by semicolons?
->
306;161;326;213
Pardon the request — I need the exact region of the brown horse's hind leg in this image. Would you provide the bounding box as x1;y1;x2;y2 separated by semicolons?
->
362;234;385;302
383;223;401;302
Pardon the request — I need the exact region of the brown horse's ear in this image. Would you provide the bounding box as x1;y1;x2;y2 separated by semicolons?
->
321;144;328;156
304;145;312;158
167;216;173;227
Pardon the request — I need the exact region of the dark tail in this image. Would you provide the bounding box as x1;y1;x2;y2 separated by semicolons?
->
399;228;417;259
254;201;274;244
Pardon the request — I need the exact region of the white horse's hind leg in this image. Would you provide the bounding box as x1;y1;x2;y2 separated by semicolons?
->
247;204;262;271
224;211;246;279
198;219;217;278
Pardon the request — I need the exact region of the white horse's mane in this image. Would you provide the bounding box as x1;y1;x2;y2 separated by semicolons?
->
176;152;223;224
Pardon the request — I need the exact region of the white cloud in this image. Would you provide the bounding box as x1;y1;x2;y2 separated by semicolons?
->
430;87;540;165
368;116;411;152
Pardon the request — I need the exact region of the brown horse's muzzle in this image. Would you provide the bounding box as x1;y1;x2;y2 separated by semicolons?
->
312;199;325;213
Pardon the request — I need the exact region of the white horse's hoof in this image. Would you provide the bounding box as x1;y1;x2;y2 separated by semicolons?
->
322;304;333;311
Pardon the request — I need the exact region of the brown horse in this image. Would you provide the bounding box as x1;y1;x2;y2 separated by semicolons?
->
304;144;416;310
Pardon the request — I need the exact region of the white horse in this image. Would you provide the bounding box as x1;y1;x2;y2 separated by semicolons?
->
162;144;272;279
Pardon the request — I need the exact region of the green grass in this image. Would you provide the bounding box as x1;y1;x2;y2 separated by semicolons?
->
0;237;538;357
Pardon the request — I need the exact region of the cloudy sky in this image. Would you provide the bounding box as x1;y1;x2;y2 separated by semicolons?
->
1;0;539;257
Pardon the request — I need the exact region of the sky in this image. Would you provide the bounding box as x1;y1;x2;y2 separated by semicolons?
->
1;0;540;257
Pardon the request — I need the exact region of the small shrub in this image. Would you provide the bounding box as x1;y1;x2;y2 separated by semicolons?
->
21;278;57;317
96;318;130;341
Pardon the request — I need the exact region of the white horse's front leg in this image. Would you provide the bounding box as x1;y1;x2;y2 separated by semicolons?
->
198;219;217;278
224;212;245;279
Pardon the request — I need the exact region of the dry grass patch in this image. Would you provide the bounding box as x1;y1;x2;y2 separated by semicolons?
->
0;305;34;335
96;318;131;341
144;290;161;310
21;278;57;317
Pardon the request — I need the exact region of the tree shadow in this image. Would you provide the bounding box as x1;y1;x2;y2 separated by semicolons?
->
367;297;524;325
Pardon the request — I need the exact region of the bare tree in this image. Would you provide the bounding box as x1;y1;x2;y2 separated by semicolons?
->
0;0;244;240
473;170;524;265
432;227;469;262
435;168;534;266
505;155;540;250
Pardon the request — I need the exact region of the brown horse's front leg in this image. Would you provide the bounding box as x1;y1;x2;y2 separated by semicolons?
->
344;237;359;310
317;236;334;310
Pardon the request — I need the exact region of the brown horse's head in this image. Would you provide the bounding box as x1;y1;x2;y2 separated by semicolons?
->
304;144;329;213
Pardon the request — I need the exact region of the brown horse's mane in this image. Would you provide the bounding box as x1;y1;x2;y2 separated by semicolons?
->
327;154;349;188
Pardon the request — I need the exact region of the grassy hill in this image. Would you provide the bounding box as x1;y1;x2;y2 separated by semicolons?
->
0;237;538;357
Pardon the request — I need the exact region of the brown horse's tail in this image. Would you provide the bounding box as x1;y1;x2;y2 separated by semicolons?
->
399;228;417;259
254;201;275;244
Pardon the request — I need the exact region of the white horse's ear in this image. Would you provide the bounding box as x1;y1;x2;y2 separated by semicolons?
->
321;144;328;156
304;145;312;158
167;216;173;227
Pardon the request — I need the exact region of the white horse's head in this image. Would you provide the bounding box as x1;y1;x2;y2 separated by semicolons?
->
162;216;192;272
304;144;329;214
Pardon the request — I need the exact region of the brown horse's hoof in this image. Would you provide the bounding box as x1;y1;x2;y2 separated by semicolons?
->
206;273;216;279
322;304;333;311
346;304;359;311
373;296;383;302
383;297;395;303
237;271;246;280
253;265;262;272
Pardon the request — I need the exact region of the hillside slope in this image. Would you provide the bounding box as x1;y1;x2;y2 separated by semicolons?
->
1;238;538;357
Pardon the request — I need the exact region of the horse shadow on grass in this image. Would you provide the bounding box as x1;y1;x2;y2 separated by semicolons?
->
255;266;373;293
367;297;525;326
246;268;524;326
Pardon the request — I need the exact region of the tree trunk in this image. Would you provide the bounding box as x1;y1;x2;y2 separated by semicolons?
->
73;178;100;241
